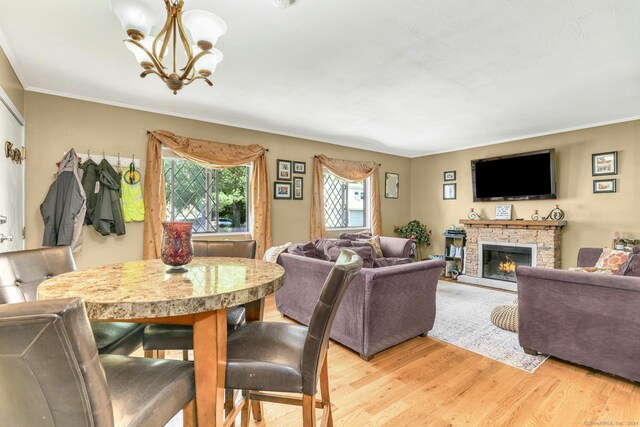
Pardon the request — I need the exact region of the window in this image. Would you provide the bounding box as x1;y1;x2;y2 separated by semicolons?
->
163;155;249;234
323;172;369;229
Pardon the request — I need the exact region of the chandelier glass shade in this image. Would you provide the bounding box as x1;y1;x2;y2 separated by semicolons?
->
109;0;226;94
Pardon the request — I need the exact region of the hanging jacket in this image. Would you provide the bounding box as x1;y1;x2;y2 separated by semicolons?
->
121;173;145;222
91;159;126;236
40;149;87;251
80;158;100;225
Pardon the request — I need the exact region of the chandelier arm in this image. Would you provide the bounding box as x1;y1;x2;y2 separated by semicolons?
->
176;10;194;63
184;75;213;87
140;68;164;79
154;4;174;63
180;50;211;81
125;39;168;79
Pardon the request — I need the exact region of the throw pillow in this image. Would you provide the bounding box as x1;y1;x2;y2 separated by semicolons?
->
373;257;414;268
314;239;353;260
339;230;373;241
326;245;375;268
616;254;640;277
263;242;292;263
354;235;383;258
287;242;322;259
594;248;629;273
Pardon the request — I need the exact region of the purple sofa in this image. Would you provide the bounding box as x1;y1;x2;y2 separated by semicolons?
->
517;248;640;382
275;244;444;360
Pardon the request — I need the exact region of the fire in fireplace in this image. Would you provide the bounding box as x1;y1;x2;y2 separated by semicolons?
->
482;244;533;282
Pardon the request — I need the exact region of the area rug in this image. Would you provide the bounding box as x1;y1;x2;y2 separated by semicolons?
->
429;281;548;373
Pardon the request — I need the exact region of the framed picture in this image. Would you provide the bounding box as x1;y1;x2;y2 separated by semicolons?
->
443;183;456;200
593;178;616;193
273;181;292;199
293;161;306;174
444;171;456;181
385;172;399;199
293;177;303;200
277;159;292;181
495;204;513;220
592;151;617;176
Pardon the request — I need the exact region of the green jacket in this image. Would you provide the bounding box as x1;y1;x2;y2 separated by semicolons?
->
91;159;126;236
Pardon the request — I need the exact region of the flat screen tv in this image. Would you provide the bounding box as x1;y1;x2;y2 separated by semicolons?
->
471;149;557;201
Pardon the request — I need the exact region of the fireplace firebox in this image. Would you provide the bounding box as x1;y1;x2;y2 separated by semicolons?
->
481;244;534;283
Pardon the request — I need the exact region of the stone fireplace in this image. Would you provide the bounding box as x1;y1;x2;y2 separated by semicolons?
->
458;219;565;291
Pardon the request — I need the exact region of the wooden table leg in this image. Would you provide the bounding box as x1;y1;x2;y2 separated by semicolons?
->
193;309;228;426
244;297;264;322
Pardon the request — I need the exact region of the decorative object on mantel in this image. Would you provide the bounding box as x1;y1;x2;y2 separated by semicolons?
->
544;204;565;220
4;141;24;164
394;219;432;260
531;209;542;221
592;151;617;176
444;170;456;181
108;0;226;94
494;204;512;220
468;208;481;220
160;221;194;273
593;179;616;193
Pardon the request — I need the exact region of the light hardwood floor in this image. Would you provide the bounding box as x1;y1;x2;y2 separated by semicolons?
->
153;295;640;426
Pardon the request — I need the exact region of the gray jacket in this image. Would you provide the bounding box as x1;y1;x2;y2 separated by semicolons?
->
40;149;87;251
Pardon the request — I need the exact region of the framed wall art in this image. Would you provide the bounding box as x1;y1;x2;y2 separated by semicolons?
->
592;151;617;176
293;177;303;200
274;181;292;199
277;159;292;180
444;171;456;181
385;172;399;199
593;179;616;193
443;183;456;200
293;161;306;174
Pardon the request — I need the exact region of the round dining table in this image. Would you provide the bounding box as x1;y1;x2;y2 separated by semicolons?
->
38;257;285;427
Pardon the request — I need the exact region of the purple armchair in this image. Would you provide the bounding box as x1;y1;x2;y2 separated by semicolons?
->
517;248;640;382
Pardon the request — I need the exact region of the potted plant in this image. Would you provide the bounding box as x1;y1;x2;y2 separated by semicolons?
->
394;220;432;260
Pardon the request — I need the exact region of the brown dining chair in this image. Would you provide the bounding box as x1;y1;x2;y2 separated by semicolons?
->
0;246;145;355
225;249;363;427
0;297;196;427
142;239;258;361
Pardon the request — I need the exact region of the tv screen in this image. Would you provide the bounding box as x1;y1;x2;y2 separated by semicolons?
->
471;149;557;201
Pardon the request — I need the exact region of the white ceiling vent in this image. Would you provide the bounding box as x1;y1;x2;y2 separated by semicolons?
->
270;0;295;8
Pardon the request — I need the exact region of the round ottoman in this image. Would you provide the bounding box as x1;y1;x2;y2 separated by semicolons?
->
491;303;519;332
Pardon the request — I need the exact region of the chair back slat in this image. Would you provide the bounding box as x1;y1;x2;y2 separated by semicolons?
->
301;249;362;395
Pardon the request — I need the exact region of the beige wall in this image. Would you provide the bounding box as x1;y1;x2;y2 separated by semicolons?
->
0;45;23;115
410;120;640;268
24;92;411;268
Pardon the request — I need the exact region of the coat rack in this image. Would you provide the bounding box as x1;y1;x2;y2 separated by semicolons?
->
63;151;141;170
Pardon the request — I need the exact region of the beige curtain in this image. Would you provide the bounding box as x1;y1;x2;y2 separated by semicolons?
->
310;155;381;240
143;130;272;259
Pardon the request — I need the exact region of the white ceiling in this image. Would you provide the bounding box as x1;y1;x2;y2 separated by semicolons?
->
1;0;640;157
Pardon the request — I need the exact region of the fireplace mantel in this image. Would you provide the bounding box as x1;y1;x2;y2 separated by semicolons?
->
460;219;566;230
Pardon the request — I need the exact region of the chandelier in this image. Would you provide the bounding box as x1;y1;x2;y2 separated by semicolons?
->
109;0;226;94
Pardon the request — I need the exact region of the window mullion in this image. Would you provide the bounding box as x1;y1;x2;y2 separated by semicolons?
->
215;170;220;232
170;160;175;221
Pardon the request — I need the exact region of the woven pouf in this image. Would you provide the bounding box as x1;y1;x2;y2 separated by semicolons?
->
491;304;519;332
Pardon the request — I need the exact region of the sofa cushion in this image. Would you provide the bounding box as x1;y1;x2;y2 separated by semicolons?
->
373;257;414;268
287;242;322;259
594;248;629;273
568;267;615;275
616;254;640;277
354;236;383;257
326;245;375;268
314;239;352;260
339;231;372;241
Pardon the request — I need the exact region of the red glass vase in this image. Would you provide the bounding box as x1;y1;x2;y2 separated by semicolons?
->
161;221;194;273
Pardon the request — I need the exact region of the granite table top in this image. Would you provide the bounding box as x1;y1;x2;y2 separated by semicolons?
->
38;258;285;320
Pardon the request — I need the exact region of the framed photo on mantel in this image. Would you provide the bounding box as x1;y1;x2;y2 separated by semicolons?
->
495;204;512;220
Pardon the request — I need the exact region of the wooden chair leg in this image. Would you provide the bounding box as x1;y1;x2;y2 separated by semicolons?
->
183;350;190;361
182;399;196;427
251;400;263;421
303;394;317;427
319;354;332;427
144;350;166;359
241;392;251;427
225;389;235;427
